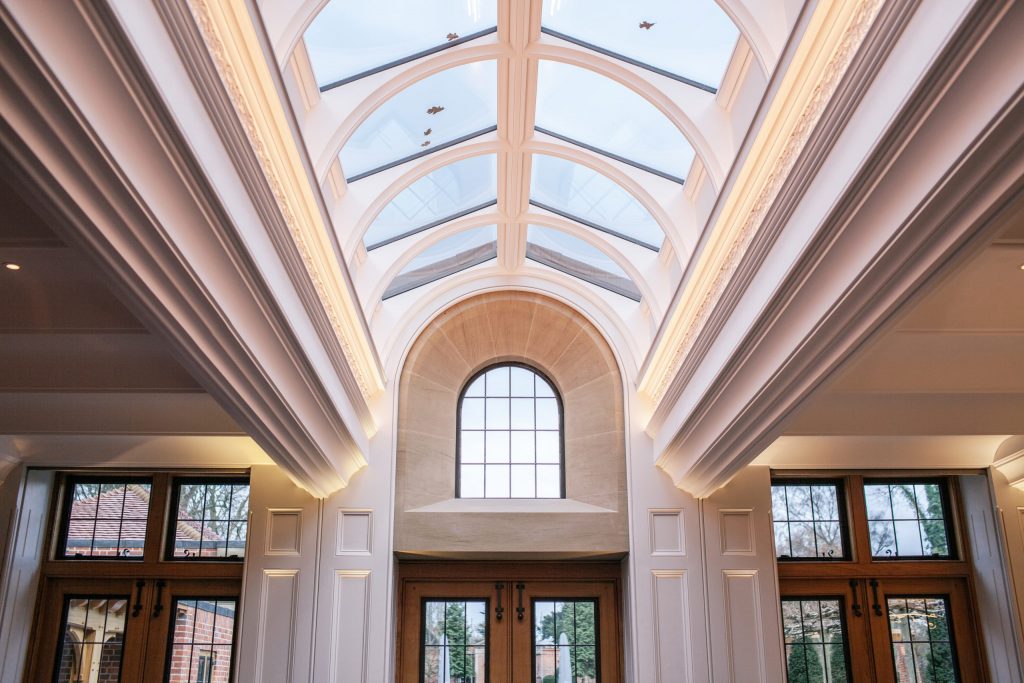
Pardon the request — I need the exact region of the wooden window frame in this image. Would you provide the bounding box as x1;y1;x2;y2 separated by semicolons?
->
25;469;248;683
775;471;988;682
773;473;971;580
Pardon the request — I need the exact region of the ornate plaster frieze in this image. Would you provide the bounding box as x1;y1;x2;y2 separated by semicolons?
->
639;0;884;406
185;0;384;401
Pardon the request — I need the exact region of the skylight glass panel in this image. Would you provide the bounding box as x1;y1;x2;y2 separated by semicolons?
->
541;0;739;91
534;61;694;183
305;0;498;89
341;61;498;181
526;225;641;301
383;226;497;299
365;155;497;249
530;154;663;249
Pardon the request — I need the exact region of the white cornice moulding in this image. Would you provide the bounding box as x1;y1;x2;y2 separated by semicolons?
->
0;450;20;487
994;437;1024;490
644;0;1024;496
0;1;368;497
184;0;385;401
638;0;884;405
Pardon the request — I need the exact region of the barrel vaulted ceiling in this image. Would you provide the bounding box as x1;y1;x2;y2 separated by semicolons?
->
258;0;798;367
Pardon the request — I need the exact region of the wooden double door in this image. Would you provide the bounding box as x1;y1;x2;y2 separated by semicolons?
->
780;576;984;682
397;563;622;683
26;576;240;682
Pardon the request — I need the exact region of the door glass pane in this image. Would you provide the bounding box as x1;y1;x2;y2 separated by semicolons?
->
166;598;237;683
864;481;952;559
533;599;598;682
887;596;959;683
780;598;850;683
422;600;487;683
56;595;129;683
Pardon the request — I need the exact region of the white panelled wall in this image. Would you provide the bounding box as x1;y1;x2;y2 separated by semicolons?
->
235;386;790;682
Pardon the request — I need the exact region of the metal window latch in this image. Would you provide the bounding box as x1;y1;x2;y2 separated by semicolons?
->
495;582;505;621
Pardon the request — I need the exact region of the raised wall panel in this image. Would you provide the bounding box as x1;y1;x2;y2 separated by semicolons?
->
238;466;318;683
649;509;684;555
266;509;303;556
722;570;765;682
329;570;371;683
336;510;372;555
702;466;784;682
719;509;755;555
255;570;299;683
651;570;692;683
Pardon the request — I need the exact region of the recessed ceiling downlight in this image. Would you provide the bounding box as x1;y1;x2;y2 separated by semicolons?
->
2;262;21;271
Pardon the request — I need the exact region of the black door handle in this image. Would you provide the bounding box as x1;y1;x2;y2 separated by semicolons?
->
131;580;145;618
152;579;166;618
848;579;862;618
495;582;505;621
515;582;525;621
869;578;883;617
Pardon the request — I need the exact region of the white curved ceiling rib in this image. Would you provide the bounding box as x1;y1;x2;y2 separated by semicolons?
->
268;0;780;363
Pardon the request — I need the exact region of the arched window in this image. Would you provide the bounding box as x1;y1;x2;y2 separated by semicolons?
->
457;363;563;498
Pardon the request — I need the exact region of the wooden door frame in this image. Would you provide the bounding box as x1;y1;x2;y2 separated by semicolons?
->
778;579;875;683
25;576;150;683
396;561;624;682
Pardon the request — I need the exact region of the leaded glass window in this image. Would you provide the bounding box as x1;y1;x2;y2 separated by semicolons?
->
422;600;487;682
458;363;562;498
864;480;953;559
56;596;129;683
60;478;152;560
771;481;848;561
167;599;237;682
781;598;851;683
533;600;598;682
887;596;959;682
168;478;250;560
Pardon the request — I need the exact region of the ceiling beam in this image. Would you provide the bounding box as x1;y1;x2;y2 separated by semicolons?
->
645;0;1024;496
0;0;373;496
0;393;243;435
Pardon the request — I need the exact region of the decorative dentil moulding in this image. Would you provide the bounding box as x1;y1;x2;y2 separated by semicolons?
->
185;0;384;401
